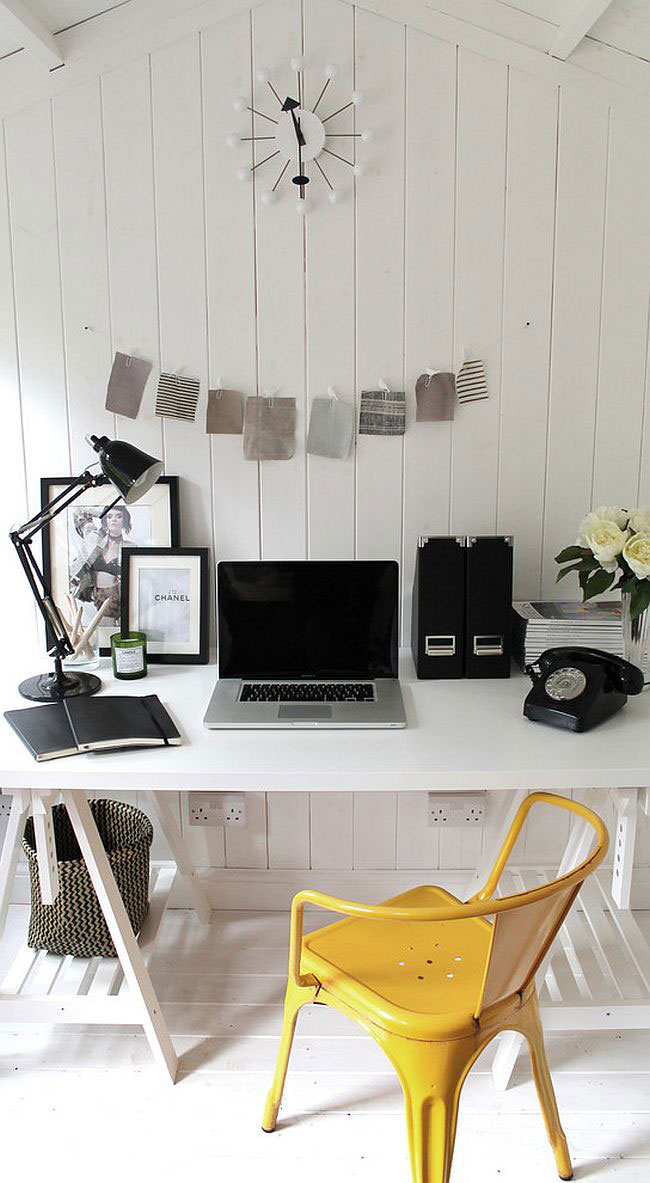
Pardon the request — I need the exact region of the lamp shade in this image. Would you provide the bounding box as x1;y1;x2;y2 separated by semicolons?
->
90;435;164;504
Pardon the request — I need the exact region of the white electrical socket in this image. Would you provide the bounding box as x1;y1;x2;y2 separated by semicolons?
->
188;792;246;828
0;794;13;820
428;792;484;827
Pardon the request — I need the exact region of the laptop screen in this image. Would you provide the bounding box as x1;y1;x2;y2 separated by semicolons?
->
217;560;399;679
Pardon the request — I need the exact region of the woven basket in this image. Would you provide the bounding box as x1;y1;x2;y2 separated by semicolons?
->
22;798;153;958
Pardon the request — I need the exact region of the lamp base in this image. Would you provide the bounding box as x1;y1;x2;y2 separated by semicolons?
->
19;670;101;703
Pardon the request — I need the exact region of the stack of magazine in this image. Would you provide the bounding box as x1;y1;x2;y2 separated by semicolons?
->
512;600;623;670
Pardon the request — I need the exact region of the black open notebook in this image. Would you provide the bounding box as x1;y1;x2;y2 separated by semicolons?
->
4;695;181;762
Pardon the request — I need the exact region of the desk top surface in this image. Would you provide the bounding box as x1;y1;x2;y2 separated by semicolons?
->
1;651;649;792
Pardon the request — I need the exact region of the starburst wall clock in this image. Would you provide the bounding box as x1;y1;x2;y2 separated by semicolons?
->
226;57;374;214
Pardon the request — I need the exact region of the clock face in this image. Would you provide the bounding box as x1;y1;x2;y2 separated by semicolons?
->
275;107;326;163
229;60;370;211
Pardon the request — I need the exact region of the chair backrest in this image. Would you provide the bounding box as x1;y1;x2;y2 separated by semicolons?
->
290;792;609;1017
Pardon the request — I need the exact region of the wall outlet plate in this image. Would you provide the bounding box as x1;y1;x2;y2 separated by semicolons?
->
427;792;485;827
0;793;13;820
188;791;246;828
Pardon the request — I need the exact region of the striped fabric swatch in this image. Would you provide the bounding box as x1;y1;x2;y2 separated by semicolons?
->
456;358;488;404
358;389;406;436
155;372;200;422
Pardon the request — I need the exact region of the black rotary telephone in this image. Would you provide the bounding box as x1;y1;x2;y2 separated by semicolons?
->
523;647;644;732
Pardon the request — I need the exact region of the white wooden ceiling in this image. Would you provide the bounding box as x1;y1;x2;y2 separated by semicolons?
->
0;0;649;68
498;1;650;60
0;1;133;58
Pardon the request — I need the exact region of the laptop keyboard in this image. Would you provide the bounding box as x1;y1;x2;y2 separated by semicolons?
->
240;682;376;703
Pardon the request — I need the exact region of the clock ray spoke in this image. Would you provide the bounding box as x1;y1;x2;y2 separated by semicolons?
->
314;158;334;190
322;101;354;122
247;106;278;124
311;77;331;115
322;146;354;167
241;135;276;142
267;80;283;106
271;159;291;192
325;133;361;138
251;149;280;173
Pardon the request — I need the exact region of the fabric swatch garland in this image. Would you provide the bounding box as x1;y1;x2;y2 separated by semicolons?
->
359;388;406;436
155;372;200;422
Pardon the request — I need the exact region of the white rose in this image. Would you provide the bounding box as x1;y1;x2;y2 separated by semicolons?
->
578;505;629;542
628;507;650;534
581;519;628;572
623;531;650;579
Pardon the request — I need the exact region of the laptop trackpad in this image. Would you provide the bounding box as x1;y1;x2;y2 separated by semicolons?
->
278;705;333;720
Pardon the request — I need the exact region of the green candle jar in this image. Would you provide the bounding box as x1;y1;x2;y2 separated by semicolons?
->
111;631;148;680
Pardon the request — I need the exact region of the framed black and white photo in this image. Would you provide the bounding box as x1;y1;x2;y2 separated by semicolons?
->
121;548;209;664
41;476;179;655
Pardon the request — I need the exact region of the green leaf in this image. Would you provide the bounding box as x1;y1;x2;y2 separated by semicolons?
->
556;562;583;582
554;546;590;564
630;580;650;619
578;569;591;592
582;569;616;601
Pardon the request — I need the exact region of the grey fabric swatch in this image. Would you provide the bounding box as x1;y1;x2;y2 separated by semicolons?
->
359;389;406;436
456;358;488;404
155;372;200;421
243;396;296;460
306;397;354;459
415;372;457;422
105;351;153;419
206;388;243;434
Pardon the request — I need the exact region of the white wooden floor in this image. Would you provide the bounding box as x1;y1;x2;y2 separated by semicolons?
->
1;904;650;1183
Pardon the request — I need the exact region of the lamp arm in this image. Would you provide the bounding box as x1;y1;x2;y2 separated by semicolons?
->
10;470;109;659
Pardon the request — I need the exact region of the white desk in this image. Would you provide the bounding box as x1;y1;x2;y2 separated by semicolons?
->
1;651;649;1087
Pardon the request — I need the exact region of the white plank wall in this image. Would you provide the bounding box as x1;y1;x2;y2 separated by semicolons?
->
2;0;650;877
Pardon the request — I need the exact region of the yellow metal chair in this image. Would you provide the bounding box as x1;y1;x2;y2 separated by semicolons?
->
262;791;608;1182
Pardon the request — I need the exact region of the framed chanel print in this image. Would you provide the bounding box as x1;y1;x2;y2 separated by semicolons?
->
121;547;209;664
41;476;179;656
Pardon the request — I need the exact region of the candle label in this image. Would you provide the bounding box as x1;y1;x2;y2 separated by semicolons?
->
115;645;145;675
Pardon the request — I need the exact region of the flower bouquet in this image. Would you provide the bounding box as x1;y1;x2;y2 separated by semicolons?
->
555;506;650;668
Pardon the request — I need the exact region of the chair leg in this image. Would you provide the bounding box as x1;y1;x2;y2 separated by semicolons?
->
518;1000;573;1180
381;1032;475;1183
262;978;317;1132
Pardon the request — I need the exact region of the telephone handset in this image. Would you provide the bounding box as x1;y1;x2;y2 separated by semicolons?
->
523;646;644;732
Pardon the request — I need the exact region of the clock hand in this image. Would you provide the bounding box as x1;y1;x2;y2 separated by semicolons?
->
281;96;306;148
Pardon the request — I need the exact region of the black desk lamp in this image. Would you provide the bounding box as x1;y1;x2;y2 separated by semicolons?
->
10;434;163;703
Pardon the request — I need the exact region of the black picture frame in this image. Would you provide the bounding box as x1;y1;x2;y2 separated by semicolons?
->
40;475;179;655
121;547;209;664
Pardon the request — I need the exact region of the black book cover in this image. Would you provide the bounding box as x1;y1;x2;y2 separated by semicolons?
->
64;695;181;752
4;702;78;761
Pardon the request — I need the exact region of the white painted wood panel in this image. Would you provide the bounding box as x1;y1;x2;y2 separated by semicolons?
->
310;791;353;868
541;89;609;597
401;29;456;640
592;106;650;509
4;99;70;511
151;34;212;550
354;7;405;561
497;69;558;598
52;80;114;473
353;790;396;869
252;0;306;560
304;0;356;559
267;791;310;868
450;49;507;536
0;122;32;640
202;12;261;562
101;56;164;461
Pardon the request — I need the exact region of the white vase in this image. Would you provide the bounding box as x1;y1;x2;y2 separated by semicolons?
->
621;590;649;674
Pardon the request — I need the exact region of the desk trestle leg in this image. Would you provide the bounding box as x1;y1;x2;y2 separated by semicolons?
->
62;789;178;1083
148;792;211;924
0;790;30;940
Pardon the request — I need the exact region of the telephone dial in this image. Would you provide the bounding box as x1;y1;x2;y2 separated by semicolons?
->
523;646;644;732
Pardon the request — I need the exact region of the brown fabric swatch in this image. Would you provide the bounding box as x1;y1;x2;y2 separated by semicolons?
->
105;352;153;419
415;372;457;422
243;396;296;461
206;388;243;434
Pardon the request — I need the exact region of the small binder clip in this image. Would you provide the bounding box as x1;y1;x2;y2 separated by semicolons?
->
378;378;391;393
327;385;339;404
125;355;132;368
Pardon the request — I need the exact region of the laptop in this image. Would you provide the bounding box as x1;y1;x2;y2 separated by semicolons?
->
203;560;406;729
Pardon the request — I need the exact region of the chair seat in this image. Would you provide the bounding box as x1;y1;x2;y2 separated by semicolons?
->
302;885;494;1039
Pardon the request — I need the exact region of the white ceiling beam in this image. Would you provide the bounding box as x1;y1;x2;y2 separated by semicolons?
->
0;0;63;69
549;0;616;61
